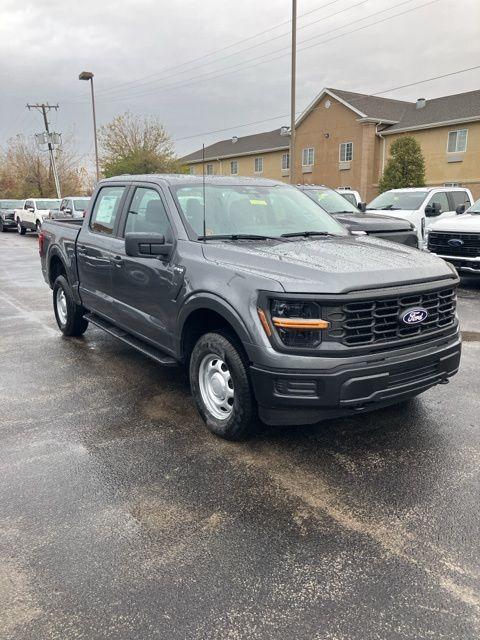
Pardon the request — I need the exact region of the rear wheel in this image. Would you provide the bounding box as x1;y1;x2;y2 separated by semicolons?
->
17;219;26;235
53;275;89;336
189;332;256;440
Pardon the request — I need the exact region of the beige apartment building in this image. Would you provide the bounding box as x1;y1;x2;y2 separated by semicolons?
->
181;87;480;201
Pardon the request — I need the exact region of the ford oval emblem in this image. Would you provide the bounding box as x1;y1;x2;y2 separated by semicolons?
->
447;238;464;247
401;307;428;325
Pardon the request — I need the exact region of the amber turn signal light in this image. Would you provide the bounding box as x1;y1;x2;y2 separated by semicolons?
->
272;317;330;330
257;308;272;337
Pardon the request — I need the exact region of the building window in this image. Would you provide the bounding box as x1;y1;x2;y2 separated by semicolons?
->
230;160;238;175
444;182;461;187
447;129;468;153
282;153;290;170
339;142;353;162
302;147;314;166
206;163;214;175
188;166;195;175
254;157;263;173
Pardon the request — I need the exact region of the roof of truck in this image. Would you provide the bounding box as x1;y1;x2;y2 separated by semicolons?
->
102;174;286;187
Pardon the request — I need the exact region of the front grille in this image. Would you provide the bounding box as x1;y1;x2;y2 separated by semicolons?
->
326;288;456;347
428;232;480;258
3;213;14;220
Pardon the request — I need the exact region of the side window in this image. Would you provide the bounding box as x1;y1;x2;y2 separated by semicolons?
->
124;187;171;237
60;199;66;211
24;200;32;210
90;186;125;235
427;192;449;213
451;191;470;208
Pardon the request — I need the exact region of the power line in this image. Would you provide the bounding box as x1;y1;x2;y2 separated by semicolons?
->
94;0;369;99
173;64;480;145
90;0;345;98
94;0;437;105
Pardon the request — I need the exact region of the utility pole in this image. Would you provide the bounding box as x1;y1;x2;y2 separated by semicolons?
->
290;0;297;185
27;103;62;198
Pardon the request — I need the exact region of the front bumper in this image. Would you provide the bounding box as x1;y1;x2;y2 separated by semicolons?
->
250;334;461;425
434;254;480;274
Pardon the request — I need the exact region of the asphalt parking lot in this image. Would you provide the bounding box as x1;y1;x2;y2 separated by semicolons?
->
1;231;479;640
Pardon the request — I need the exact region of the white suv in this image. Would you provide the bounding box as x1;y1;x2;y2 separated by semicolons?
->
427;197;480;276
366;187;473;248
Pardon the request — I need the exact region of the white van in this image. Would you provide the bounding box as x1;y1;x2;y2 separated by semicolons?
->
366;187;473;248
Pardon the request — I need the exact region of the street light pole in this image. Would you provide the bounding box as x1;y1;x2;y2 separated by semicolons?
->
79;71;99;182
290;0;297;185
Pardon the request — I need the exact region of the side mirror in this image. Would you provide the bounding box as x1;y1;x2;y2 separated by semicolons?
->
64;207;72;215
425;203;441;217
28;207;35;213
358;202;367;213
125;232;172;258
455;204;466;215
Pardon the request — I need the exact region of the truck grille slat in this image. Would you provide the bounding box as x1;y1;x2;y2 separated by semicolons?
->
326;288;456;347
428;232;480;257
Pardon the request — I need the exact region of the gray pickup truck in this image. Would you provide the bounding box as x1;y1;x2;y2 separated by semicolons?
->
40;175;461;440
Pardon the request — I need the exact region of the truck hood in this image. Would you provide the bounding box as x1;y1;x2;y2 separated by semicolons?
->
428;213;480;233
202;235;454;294
334;212;412;232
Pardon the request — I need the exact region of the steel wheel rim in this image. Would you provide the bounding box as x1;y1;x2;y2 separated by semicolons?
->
198;354;234;420
56;288;68;326
17;222;22;233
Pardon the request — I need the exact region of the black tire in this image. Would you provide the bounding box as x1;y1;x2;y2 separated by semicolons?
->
53;275;89;336
36;220;42;233
0;221;7;233
17;219;26;235
189;331;256;440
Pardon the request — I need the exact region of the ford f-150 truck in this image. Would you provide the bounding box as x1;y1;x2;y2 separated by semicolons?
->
39;175;461;440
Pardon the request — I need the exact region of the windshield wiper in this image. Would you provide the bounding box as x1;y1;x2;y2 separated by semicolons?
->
197;233;287;241
380;205;401;210
281;230;338;238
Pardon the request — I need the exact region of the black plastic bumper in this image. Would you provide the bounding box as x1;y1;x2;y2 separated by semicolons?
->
250;337;461;425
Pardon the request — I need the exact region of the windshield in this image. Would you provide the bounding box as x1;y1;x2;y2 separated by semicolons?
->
304;188;360;214
0;199;23;209
172;184;348;238
466;198;480;214
367;191;428;211
36;199;61;210
73;198;90;211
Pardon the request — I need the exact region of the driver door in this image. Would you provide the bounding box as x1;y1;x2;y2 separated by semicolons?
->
424;191;452;233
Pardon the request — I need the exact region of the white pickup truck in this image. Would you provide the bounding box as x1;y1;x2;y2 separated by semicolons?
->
427;197;480;276
366;187;473;248
15;198;61;234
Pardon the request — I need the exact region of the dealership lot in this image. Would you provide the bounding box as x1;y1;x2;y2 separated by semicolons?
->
0;232;479;639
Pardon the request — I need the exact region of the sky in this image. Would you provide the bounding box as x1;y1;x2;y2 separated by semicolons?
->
1;0;479;167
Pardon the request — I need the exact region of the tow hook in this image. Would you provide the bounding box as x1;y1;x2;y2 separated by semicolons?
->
439;377;449;385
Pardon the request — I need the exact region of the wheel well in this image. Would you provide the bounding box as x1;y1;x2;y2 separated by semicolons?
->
181;309;247;365
49;255;67;287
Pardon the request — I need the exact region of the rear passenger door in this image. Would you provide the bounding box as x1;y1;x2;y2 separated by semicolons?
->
76;184;128;320
109;185;181;351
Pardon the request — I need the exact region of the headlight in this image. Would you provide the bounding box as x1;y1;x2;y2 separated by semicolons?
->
267;299;329;348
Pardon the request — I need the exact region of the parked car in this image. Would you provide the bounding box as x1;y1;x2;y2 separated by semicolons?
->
53;197;91;219
15;198;61;234
366;187;473;248
336;188;363;208
427;197;480;276
298;185;418;247
0;199;24;232
40;175;461;440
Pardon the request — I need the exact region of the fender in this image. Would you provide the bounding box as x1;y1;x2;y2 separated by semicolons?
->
176;292;255;357
46;246;82;304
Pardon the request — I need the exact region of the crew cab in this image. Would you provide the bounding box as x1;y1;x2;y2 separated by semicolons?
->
16;198;61;234
427;197;480;276
0;199;24;232
366;187;473;248
298;185;418;247
40;175;461;440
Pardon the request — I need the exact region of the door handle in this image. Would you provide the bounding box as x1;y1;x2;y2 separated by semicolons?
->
110;255;124;267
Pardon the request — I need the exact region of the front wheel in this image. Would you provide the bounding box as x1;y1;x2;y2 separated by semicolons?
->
17;219;26;235
53;275;89;336
36;220;42;233
189;332;256;440
0;220;7;233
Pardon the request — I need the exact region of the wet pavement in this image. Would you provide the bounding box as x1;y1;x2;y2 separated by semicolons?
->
0;231;479;640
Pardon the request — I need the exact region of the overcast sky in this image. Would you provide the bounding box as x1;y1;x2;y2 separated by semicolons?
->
1;0;479;165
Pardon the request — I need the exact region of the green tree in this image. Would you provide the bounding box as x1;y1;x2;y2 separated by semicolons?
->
379;136;426;192
99;112;182;178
